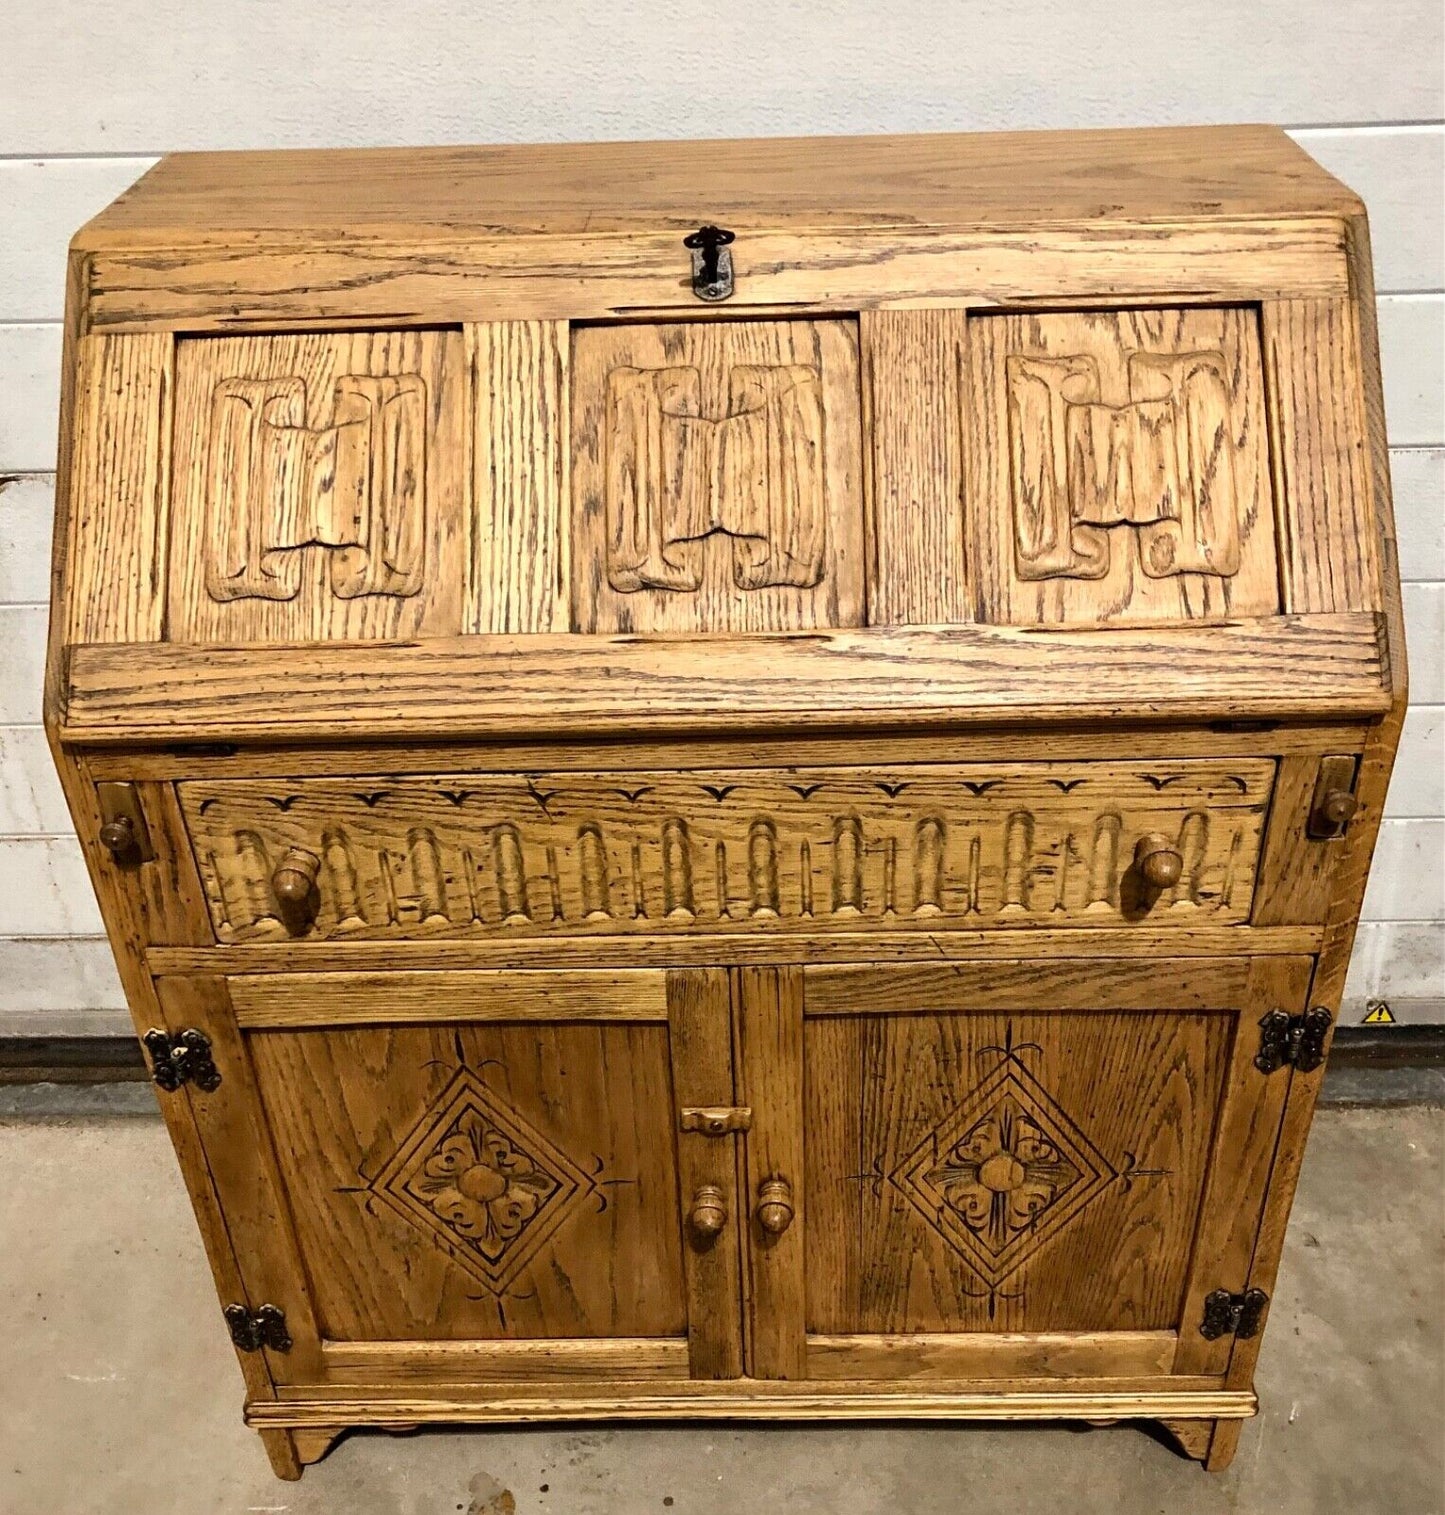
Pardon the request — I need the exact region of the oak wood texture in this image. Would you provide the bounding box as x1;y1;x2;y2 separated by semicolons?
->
58;615;1391;744
571;320;864;634
175;760;1275;943
43;127;1405;1481
968;307;1278;625
167;329;469;644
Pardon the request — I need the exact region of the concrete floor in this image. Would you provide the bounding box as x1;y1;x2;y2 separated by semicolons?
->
1;1105;1441;1515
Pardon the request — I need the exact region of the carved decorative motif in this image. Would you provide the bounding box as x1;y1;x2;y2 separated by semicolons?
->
206;373;427;603
1007;349;1243;582
366;1068;594;1293
891;1047;1115;1285
180;762;1273;942
605;363;827;593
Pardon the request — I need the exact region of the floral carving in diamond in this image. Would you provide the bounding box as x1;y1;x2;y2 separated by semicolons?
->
890;1057;1115;1286
367;1068;594;1293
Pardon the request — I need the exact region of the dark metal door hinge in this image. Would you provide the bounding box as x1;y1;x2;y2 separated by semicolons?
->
1255;1007;1332;1075
142;1029;221;1092
1200;1287;1269;1340
224;1303;292;1353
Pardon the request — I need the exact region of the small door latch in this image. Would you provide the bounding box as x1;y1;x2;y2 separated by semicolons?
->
1255;1007;1332;1075
1200;1287;1269;1340
680;1105;752;1135
684;225;735;301
225;1303;292;1353
143;1028;221;1092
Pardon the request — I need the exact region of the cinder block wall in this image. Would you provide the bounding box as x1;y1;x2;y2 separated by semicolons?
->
0;2;1440;1035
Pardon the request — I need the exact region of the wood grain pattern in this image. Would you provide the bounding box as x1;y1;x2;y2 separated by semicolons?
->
469;320;570;633
321;1337;690;1384
861;309;969;625
668;968;745;1379
59;615;1393;744
1263;298;1381;613
803;1003;1230;1337
571;321;863;633
175;760;1275;942
62;331;173;644
167;329;468;643
247;1022;687;1343
806;1331;1175;1381
968;307;1279;626
228;970;668;1027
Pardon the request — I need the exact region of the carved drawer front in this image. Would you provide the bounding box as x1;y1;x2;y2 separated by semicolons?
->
167;329;469;644
969;307;1280;627
178;758;1274;943
570;320;865;633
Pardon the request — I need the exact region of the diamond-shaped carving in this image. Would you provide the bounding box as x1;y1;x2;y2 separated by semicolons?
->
367;1068;595;1293
890;1057;1115;1286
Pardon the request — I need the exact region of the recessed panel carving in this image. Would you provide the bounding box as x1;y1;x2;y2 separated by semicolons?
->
572;321;864;633
970;308;1279;625
180;760;1273;942
168;330;467;643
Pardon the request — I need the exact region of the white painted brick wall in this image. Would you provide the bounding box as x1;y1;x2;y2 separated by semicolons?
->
0;2;1440;1032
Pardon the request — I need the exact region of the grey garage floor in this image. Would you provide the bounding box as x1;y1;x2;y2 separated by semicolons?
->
1;1102;1441;1515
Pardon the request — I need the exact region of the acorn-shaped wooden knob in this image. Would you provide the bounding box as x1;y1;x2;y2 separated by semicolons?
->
99;816;137;858
756;1176;795;1236
1318;789;1358;830
271;848;321;928
1134;833;1183;890
688;1185;728;1241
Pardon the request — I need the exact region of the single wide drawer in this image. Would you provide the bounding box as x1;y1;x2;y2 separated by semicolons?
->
178;759;1275;942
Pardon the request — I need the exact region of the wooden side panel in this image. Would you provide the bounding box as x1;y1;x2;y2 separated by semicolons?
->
64;331;173;645
736;966;806;1379
804;1002;1231;1337
1263;298;1380;612
861;309;969;625
667;969;745;1379
1172;957;1309;1374
571;320;865;634
469;320;570;633
246;1021;687;1345
154;975;325;1382
167;329;469;643
968;307;1279;626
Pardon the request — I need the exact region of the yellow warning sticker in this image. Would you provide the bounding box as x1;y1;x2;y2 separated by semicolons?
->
1362;1002;1396;1024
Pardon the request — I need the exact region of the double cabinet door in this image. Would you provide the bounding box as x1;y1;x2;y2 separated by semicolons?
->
164;955;1309;1392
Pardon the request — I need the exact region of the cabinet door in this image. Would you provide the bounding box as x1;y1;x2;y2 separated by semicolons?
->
157;968;742;1388
737;958;1310;1382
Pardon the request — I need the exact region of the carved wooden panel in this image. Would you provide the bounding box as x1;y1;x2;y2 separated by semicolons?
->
168;330;469;643
178;759;1273;942
246;1021;687;1340
968;308;1279;625
804;1007;1230;1333
571;321;865;632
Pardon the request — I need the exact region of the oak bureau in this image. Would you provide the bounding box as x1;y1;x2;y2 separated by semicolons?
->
45;127;1405;1479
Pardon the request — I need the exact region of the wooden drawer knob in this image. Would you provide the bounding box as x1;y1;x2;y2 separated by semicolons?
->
688;1185;728;1241
1133;833;1183;889
1317;789;1358;830
756;1176;795;1236
99;816;137;858
271;848;321;927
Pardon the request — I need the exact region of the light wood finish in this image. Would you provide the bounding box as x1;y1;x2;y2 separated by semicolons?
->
227;970;669;1027
63;333;174;645
175;760;1275;942
45;128;1403;1481
469;320;570;634
571;320;864;634
167;329;469;644
859;308;969;625
968;307;1278;625
58;614;1391;743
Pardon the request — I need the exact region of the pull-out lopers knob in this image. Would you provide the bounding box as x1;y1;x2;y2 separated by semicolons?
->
99;816;138;858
